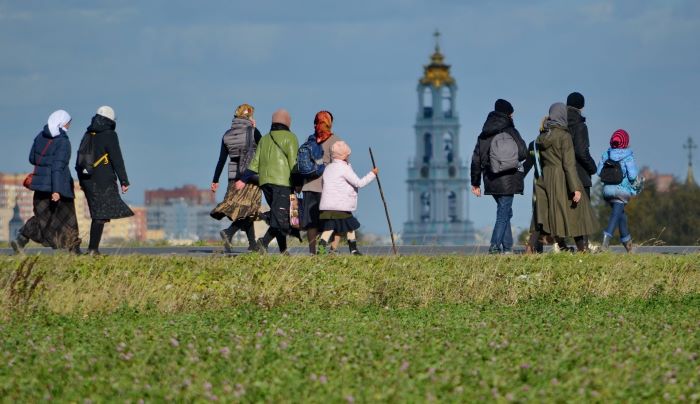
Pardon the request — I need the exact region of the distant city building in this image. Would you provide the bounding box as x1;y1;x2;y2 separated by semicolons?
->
145;184;218;242
1;172;144;244
403;32;475;245
8;199;23;241
0;173;34;242
639;167;674;193
145;185;215;206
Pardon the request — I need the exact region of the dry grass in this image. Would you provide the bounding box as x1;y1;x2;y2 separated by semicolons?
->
1;253;698;317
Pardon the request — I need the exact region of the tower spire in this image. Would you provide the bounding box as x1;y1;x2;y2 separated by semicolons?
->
420;31;454;88
684;137;697;185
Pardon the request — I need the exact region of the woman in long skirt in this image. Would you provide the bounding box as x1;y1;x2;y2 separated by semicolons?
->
210;104;262;252
11;110;82;254
76;106;134;256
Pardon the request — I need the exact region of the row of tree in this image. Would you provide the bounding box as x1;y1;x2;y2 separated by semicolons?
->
591;178;700;246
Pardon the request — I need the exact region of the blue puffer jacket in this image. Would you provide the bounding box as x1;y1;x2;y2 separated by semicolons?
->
28;125;75;198
596;147;640;202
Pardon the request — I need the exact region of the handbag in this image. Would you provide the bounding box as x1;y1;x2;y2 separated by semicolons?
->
23;139;53;190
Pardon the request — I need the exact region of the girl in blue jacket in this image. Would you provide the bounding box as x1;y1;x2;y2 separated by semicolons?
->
597;129;643;252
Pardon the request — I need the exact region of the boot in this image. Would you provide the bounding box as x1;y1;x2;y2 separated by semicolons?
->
623;239;633;253
10;234;29;255
601;234;611;251
253;238;268;254
574;236;588;253
219;225;236;253
555;238;575;253
348;240;362;256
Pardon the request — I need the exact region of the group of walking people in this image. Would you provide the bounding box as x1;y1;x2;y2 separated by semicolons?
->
210;106;377;255
11;106;133;255
471;92;643;254
11;93;641;256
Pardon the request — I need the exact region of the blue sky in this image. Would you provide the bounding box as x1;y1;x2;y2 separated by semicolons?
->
1;0;699;236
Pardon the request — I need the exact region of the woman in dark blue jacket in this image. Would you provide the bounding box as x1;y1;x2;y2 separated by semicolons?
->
11;110;82;254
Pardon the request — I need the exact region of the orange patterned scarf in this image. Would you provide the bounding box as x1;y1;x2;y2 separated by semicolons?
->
314;111;333;143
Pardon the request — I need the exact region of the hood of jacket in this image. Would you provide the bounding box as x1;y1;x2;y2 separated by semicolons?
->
42;125;66;140
605;147;633;162
479;111;513;139
231;117;252;130
567;106;586;126
87;114;116;133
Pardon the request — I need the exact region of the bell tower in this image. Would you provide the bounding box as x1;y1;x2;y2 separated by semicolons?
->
402;31;475;245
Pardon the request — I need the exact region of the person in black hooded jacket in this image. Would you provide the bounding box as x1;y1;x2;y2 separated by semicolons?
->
470;99;527;254
566;92;597;193
76;106;133;255
566;92;597;252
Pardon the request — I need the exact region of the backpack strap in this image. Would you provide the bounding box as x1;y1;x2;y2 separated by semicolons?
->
269;132;290;165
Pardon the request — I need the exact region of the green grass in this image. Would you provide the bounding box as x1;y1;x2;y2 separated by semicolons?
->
1;254;699;402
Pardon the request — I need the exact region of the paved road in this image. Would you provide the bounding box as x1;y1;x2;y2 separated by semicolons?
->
1;245;698;256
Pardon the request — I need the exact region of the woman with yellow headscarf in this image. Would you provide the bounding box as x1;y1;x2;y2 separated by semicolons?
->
210;103;262;253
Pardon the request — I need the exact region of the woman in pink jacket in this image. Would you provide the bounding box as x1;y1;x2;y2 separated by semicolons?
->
317;141;378;255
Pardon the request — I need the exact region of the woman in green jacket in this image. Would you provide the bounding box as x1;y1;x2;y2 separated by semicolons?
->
534;103;597;250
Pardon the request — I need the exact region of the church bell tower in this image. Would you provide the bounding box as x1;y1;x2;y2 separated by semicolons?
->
402;32;475;245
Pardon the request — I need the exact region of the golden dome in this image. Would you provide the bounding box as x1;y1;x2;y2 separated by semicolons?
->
420;31;455;88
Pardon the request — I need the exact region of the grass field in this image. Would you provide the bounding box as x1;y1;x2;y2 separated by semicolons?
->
1;254;699;402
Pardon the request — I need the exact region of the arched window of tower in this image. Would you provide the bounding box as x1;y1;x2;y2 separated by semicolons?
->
423;133;433;164
443;132;454;163
420;192;431;222
448;191;458;222
423;87;433;118
441;87;452;118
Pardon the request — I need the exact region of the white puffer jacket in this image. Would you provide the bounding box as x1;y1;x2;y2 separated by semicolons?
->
320;159;376;212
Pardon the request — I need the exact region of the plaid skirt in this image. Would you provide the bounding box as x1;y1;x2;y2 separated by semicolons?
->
210;181;261;221
20;191;81;249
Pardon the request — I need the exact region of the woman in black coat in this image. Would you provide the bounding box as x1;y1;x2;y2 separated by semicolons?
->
76;106;133;255
11;110;82;254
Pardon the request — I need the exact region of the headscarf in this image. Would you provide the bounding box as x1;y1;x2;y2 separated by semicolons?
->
544;103;567;130
331;140;351;161
47;110;71;137
314;110;333;143
234;103;254;120
610;129;630;149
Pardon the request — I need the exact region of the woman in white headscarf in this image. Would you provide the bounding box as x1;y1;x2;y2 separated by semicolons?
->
11;110;82;254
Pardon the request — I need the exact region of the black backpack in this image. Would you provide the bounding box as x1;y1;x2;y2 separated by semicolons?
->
599;153;623;185
76;131;97;175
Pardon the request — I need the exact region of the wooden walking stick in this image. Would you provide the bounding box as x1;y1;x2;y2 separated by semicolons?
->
369;148;398;255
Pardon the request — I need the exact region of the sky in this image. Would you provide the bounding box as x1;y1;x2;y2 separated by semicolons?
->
1;0;699;237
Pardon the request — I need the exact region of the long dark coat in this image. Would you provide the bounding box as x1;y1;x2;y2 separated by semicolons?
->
567;107;597;188
534;126;596;237
76;114;133;221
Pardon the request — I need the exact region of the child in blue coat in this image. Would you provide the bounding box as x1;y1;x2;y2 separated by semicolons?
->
597;129;643;252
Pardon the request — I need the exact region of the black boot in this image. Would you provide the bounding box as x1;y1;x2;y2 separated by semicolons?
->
10;234;29;255
219;224;237;253
574;236;588;253
348;240;362;256
555;237;575;253
243;221;256;252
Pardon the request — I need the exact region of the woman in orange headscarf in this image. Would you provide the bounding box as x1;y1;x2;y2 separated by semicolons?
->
299;111;343;254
